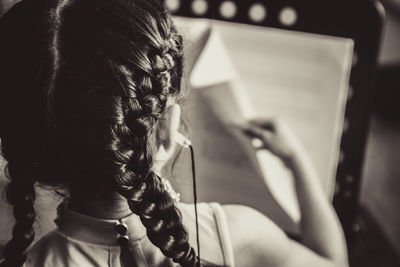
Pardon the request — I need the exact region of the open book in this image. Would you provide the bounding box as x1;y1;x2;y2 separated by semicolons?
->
174;18;353;232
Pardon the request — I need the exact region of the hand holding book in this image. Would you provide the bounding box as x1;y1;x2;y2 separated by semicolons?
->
237;118;308;167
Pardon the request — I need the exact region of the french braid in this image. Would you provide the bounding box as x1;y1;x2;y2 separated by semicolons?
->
103;37;200;265
75;0;202;264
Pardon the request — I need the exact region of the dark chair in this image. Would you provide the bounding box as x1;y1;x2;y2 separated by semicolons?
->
167;0;385;246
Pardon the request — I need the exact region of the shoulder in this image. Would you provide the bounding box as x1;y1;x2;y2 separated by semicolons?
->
223;205;346;267
24;230;111;267
222;204;292;267
177;203;294;267
177;202;235;267
24;230;66;267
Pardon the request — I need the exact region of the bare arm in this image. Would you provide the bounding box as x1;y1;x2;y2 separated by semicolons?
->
226;119;348;267
223;205;346;267
287;150;348;264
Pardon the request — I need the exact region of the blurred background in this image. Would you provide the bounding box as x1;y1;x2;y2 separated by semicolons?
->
358;0;400;266
0;0;400;266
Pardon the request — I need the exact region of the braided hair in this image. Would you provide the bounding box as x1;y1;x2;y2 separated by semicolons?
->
0;0;209;266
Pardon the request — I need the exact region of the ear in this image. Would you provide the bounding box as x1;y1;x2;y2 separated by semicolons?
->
167;103;181;149
154;103;181;162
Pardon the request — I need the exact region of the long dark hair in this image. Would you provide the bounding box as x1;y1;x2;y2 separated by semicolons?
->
0;0;203;266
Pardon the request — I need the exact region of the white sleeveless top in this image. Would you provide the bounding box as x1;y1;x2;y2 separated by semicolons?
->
23;202;235;267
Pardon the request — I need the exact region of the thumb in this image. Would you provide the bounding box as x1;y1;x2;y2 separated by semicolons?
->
233;121;274;150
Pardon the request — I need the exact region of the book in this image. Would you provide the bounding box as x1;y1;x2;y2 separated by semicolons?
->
174;17;353;231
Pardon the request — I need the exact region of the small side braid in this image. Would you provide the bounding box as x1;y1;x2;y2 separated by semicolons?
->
2;163;36;267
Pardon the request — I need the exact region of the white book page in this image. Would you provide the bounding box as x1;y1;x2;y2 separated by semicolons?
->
219;22;353;196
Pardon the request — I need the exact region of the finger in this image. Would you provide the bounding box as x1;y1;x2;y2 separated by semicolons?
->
229;121;260;136
248;118;276;132
230;120;269;133
251;138;264;149
242;125;276;149
230;121;275;147
230;122;277;154
239;123;267;140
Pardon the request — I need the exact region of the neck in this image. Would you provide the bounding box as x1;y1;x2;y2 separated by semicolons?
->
68;191;132;220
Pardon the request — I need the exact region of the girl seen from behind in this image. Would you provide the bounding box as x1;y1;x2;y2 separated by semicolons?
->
0;0;348;266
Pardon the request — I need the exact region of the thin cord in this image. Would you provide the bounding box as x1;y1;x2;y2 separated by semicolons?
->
189;144;201;267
